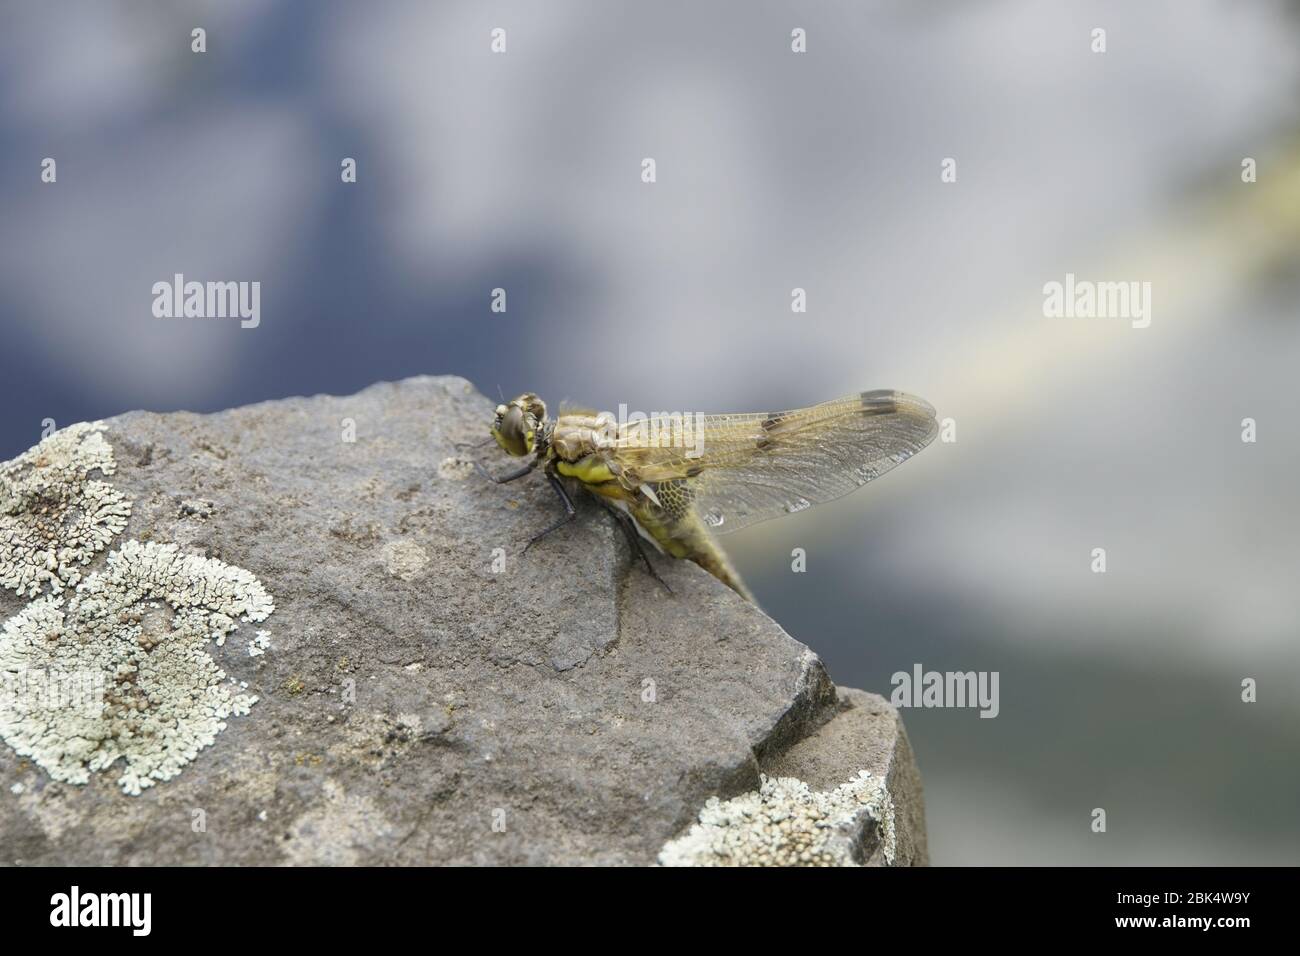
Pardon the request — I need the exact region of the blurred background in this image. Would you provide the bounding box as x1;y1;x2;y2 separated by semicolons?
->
2;0;1298;863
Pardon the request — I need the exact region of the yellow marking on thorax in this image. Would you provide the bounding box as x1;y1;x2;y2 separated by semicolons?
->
555;456;616;484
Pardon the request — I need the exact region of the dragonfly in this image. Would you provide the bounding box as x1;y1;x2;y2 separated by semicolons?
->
477;390;938;601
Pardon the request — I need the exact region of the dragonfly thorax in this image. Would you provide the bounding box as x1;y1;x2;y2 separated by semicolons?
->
549;412;618;463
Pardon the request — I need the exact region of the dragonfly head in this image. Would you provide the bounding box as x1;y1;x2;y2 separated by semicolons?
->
491;393;548;457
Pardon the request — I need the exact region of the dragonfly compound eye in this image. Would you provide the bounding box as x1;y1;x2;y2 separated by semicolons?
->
491;406;527;456
491;393;548;456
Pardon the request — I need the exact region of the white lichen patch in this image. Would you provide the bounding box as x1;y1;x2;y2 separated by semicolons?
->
658;770;896;867
436;456;475;480
248;629;271;657
381;539;428;580
0;540;274;795
0;423;131;597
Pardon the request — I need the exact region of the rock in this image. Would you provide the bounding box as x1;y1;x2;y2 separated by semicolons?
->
0;376;927;865
760;688;929;866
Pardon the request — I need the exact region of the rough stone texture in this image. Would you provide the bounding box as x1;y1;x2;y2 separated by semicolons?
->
764;688;928;866
0;376;927;865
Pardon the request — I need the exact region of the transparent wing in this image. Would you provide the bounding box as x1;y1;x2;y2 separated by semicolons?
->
614;391;938;534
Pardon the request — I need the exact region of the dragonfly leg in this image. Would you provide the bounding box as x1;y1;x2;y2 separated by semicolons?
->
609;508;674;595
475;459;537;484
522;474;576;553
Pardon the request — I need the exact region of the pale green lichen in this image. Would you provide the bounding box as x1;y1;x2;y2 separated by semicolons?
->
248;629;271;657
658;770;897;867
0;424;276;795
0;540;273;795
0;423;131;597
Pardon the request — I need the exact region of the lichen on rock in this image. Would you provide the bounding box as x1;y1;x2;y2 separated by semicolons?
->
381;538;428;580
0;423;276;796
0;540;274;795
0;422;131;597
658;769;897;867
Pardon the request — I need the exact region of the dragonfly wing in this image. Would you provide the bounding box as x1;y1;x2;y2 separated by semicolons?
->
616;391;938;535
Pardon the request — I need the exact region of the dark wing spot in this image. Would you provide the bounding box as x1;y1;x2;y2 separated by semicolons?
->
859;390;898;415
756;413;784;450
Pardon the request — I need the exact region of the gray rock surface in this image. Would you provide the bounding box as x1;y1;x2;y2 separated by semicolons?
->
0;376;927;865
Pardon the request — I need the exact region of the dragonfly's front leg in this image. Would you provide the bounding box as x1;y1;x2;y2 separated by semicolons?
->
522;473;577;553
474;459;537;484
